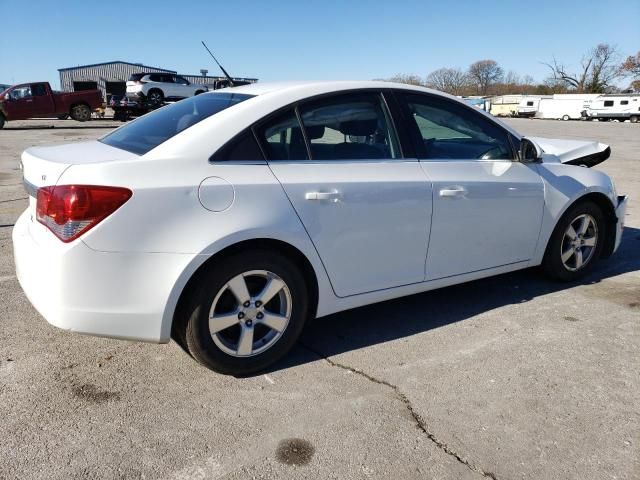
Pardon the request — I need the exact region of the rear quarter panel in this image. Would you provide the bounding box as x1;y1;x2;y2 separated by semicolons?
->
57;156;337;326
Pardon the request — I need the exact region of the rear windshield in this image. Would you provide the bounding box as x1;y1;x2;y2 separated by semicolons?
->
100;92;254;155
128;73;146;81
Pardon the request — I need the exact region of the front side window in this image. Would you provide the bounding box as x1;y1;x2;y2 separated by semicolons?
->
9;86;31;100
401;93;513;160
175;76;189;85
299;93;400;160
604;100;614;107
100;92;254;155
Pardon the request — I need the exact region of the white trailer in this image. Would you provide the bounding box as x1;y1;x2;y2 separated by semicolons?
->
516;96;549;117
582;95;640;122
536;94;601;120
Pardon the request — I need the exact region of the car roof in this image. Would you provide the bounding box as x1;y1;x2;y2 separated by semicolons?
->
223;80;521;139
227;80;437;96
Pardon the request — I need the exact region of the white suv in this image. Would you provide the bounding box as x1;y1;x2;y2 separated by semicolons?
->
126;73;208;105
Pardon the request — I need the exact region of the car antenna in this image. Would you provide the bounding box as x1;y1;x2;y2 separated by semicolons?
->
201;41;235;87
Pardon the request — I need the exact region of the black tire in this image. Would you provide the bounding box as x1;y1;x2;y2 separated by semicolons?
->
562;115;570;121
542;201;606;282
0;115;5;129
179;250;309;376
147;89;164;107
631;115;638;124
70;104;91;122
194;90;204;96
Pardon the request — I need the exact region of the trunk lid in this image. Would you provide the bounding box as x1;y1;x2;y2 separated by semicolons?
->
531;137;611;167
21;141;139;227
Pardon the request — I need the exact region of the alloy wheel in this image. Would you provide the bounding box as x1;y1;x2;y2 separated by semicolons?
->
208;270;292;357
560;214;598;271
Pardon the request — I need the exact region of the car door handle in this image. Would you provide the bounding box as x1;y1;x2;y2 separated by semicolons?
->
305;191;341;202
439;186;467;198
26;99;33;103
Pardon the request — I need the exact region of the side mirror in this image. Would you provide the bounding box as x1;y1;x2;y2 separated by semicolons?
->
519;137;543;163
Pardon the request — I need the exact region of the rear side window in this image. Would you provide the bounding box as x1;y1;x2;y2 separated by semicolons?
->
298;92;400;160
100;92;254;155
526;101;534;106
256;109;309;160
211;130;264;161
401;93;513;160
31;84;47;96
621;100;629;105
604;100;614;107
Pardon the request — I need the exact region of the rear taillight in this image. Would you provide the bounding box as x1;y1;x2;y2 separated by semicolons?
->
36;185;132;242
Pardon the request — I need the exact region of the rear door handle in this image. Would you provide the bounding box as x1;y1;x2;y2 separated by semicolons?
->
305;191;341;202
439;186;467;198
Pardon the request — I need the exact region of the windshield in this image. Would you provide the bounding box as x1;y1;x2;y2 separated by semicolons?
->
100;92;254;155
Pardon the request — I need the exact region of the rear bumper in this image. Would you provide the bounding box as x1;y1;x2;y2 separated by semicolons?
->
13;211;196;343
613;195;628;253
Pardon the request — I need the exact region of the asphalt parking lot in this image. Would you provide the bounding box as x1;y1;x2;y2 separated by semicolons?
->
0;117;638;480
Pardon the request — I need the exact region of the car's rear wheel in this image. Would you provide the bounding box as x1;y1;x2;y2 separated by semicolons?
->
147;89;164;107
180;251;309;375
562;114;570;121
70;104;91;121
630;115;638;123
0;115;5;129
542;201;606;281
194;90;204;96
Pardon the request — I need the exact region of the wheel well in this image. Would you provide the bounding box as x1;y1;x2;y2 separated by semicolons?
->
147;88;163;95
568;192;617;258
172;239;319;336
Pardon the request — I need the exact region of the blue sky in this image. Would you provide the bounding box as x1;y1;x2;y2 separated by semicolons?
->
1;0;638;88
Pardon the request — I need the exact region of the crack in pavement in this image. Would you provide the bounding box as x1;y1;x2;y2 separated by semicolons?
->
300;343;499;480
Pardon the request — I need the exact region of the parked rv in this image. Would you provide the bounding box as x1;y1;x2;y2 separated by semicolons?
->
516;96;550;117
537;95;601;121
582;95;640;122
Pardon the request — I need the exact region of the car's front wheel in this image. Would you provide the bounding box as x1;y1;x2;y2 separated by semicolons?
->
179;250;309;375
542;201;606;281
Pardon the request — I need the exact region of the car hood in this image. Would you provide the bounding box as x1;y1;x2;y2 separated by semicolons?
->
531;137;611;167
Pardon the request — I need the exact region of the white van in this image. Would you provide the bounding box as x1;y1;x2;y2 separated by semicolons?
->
582;95;640;122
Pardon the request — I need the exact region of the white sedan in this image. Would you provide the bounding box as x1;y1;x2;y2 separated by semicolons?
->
13;81;628;375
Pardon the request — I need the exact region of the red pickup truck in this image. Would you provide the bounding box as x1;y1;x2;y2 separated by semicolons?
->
0;82;103;128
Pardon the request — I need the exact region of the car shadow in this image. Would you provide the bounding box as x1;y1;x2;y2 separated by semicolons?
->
263;226;640;375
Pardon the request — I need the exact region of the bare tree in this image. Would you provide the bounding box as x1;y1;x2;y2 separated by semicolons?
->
620;51;640;90
468;60;504;95
503;70;520;86
621;51;640;76
425;68;470;95
544;43;621;93
387;74;424;86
